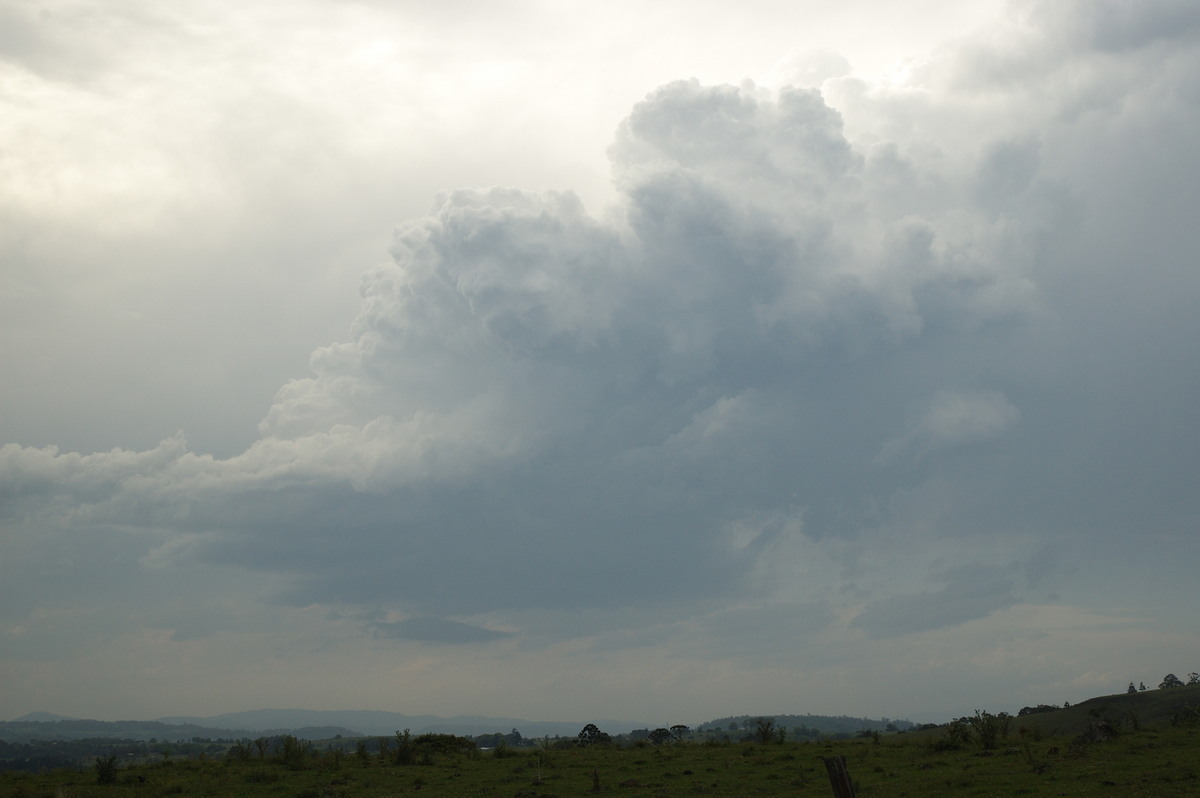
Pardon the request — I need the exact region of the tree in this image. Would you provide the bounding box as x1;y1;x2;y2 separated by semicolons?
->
355;740;370;767
752;717;777;744
577;723;611;746
670;724;690;741
648;728;672;745
966;710;1009;751
1188;673;1199;686
1160;673;1185;689
393;729;413;765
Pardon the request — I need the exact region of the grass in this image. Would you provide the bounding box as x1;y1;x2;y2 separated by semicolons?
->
1;720;1197;798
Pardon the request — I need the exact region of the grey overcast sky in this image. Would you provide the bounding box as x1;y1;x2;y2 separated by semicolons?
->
2;0;1198;727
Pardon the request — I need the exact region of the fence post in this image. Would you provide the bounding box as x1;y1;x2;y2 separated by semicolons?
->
822;755;857;798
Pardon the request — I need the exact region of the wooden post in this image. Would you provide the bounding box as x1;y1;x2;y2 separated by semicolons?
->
822;755;857;798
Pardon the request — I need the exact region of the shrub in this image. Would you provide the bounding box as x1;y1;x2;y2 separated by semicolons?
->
751;718;778;744
493;739;521;758
393;729;413;766
967;710;1010;751
95;754;119;785
940;719;972;750
225;739;252;763
276;735;311;770
1169;705;1200;727
355;739;371;767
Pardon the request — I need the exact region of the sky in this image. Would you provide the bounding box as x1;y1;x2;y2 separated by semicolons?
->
2;0;1198;728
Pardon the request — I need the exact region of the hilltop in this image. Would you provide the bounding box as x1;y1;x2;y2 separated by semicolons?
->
1007;682;1200;737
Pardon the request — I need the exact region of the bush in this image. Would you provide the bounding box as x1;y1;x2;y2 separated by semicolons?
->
225;739;253;763
355;739;371;767
967;710;1010;752
1169;705;1200;727
393;729;413;766
95;754;119;785
276;735;311;770
493;739;521;758
940;719;971;750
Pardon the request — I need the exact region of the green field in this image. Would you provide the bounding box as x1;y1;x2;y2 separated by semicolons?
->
2;721;1197;798
4;686;1199;798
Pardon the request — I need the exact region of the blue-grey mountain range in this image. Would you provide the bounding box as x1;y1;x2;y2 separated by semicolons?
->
3;710;643;740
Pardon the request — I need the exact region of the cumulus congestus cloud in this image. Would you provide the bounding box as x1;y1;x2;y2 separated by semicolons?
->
2;78;1045;626
5;0;1200;674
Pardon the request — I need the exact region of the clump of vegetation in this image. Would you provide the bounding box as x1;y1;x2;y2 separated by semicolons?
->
94;753;119;784
932;718;971;751
749;717;787;744
967;709;1011;751
1169;704;1200;727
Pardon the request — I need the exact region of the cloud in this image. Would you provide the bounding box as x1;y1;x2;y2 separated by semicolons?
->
372;617;514;644
1;77;1059;624
2;0;1199;724
876;389;1020;464
1;52;1190;627
851;564;1018;637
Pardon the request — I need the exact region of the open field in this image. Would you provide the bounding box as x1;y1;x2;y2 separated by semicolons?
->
2;720;1197;798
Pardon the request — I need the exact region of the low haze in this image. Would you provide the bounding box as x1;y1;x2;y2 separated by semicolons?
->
2;0;1198;727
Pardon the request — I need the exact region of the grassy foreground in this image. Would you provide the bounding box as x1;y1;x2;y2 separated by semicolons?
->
2;722;1197;798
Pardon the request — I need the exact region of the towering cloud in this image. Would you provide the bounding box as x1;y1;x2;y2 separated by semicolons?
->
3;0;1199;722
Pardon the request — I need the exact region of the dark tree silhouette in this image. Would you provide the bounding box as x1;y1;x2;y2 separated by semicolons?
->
577;723;611;746
1160;673;1185;689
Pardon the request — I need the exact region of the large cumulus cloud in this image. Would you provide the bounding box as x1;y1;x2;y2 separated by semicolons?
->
4;1;1199;657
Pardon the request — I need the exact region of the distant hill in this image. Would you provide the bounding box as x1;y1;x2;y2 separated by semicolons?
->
5;685;1198;747
9;712;77;723
1;710;645;743
0;719;263;743
1007;683;1200;737
696;713;914;738
157;709;641;738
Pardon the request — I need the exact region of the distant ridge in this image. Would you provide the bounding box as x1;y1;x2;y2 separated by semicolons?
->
9;686;1199;744
10;712;77;723
0;718;267;743
155;709;643;738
